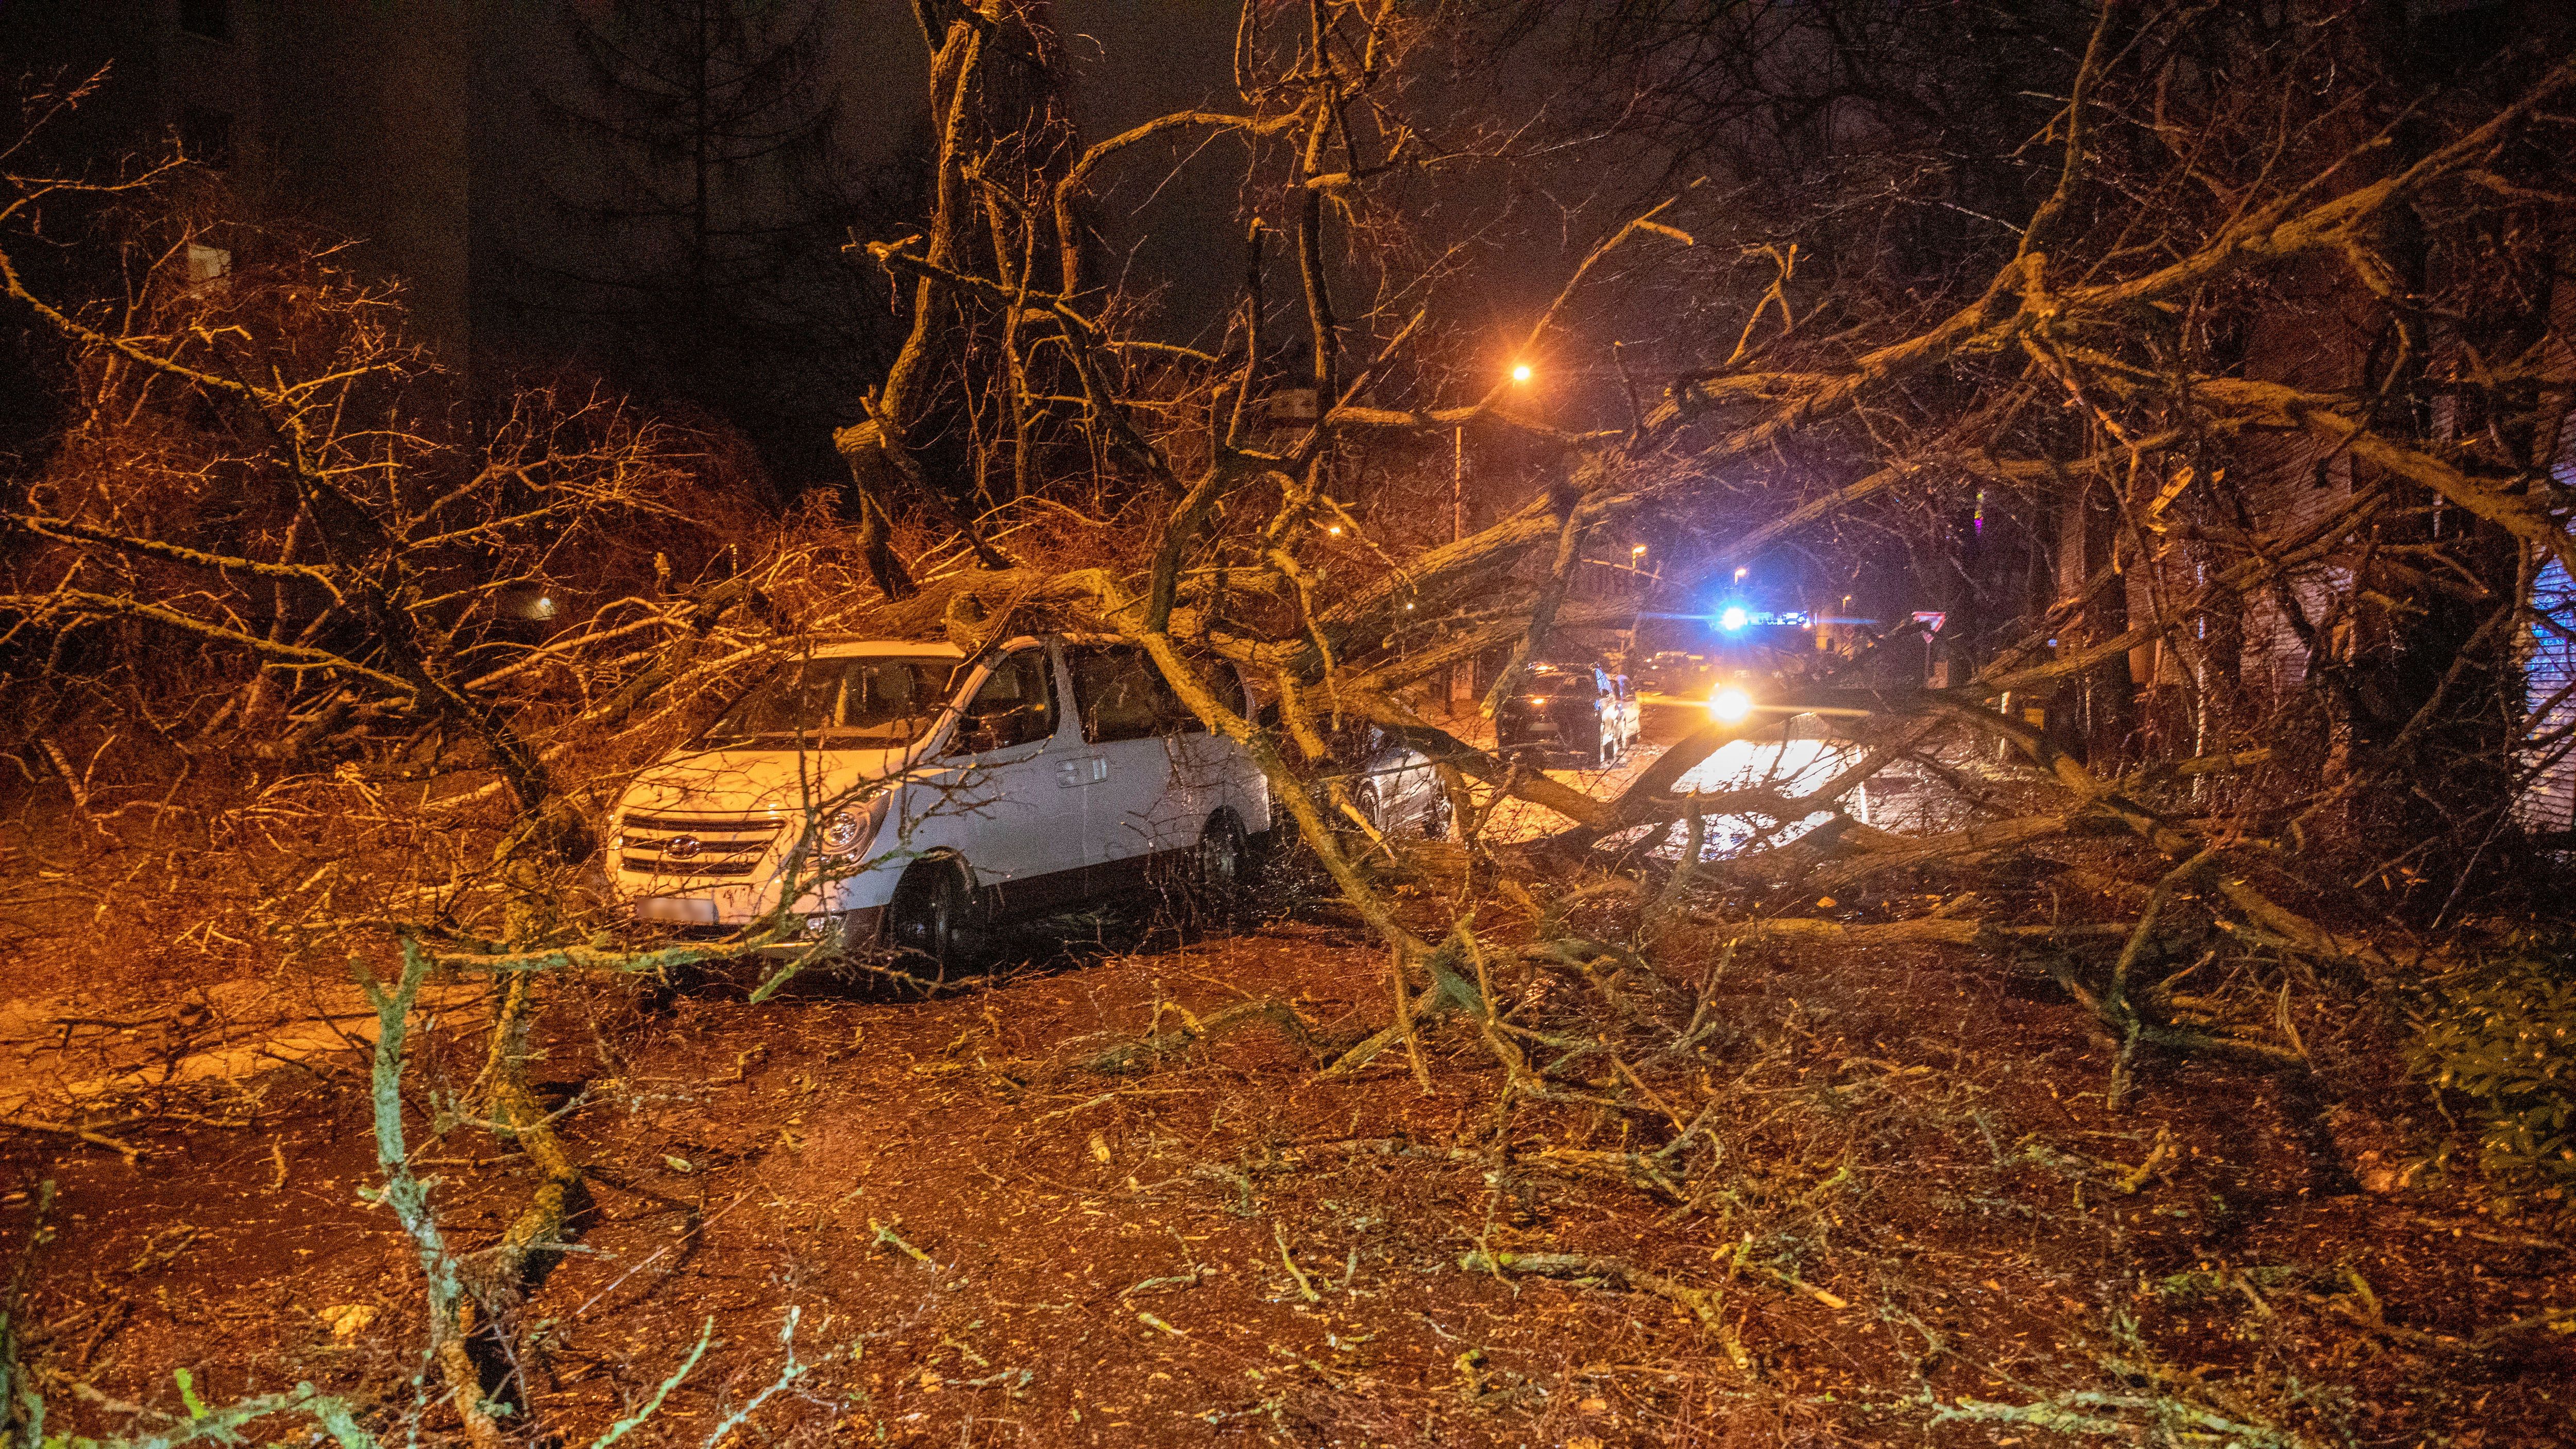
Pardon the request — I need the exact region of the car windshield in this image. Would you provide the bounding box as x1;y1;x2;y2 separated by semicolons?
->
705;656;961;748
1529;672;1596;698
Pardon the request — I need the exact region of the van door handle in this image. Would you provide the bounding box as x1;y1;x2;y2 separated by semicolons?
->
1058;755;1107;786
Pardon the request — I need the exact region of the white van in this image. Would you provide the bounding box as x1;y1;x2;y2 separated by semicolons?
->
611;635;1271;964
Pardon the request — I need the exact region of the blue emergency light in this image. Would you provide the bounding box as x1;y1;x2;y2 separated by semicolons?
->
1716;607;1809;631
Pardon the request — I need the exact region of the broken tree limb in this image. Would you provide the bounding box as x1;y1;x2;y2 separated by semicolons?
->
470;974;585;1312
0;1117;141;1160
1083;998;1321;1075
1459;1250;1734;1327
1679;915;2135;950
360;941;500;1448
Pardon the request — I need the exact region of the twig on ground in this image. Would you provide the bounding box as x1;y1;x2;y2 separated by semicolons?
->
1274;1222;1322;1303
870;1217;936;1268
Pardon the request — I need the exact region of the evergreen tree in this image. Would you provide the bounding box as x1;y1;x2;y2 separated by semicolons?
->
531;0;895;482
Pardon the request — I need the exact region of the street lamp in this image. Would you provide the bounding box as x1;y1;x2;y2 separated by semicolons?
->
1734;566;1749;582
1511;362;1533;384
1451;426;1465;707
1630;544;1648;562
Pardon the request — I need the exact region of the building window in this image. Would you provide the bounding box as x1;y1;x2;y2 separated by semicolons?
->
178;108;233;169
178;0;231;40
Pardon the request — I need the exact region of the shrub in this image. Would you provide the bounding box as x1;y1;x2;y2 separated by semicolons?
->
2414;945;2576;1214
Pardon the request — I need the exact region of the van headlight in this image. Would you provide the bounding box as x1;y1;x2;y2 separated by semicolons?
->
817;811;867;855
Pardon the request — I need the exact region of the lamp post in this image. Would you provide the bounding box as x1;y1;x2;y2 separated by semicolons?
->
1454;361;1536;709
1450;425;1464;706
1624;544;1651;669
1452;426;1464;550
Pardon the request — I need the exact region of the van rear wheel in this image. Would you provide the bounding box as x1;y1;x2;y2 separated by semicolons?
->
1189;812;1250;918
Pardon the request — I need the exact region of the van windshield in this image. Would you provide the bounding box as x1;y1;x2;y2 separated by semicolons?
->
705;656;961;749
1528;672;1597;698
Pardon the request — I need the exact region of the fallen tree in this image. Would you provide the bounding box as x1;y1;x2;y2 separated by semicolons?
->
5;2;2576;1438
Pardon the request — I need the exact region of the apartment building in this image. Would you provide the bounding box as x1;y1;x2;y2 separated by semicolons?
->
5;0;477;361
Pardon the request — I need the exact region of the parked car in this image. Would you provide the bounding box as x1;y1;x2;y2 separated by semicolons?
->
612;635;1271;965
1637;651;1713;696
1494;663;1641;766
1315;718;1451;839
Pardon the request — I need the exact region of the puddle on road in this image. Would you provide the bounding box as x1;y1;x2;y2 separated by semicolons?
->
1465;728;1954;860
0;977;493;1119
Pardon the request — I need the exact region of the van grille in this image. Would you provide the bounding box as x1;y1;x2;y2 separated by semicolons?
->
617;813;784;880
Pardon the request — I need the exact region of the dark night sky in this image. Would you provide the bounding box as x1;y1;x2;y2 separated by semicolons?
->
786;2;1658;379
483;2;1313;352
0;2;1668;456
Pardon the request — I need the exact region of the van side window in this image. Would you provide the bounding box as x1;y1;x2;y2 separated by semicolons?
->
1067;646;1185;742
952;649;1057;754
1150;659;1201;733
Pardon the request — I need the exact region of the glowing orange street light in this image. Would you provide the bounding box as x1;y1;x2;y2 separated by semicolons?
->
1511;362;1533;384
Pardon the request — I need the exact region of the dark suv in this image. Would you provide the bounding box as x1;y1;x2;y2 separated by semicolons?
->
1495;663;1641;766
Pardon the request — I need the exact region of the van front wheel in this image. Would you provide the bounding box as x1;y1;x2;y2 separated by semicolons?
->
886;858;974;970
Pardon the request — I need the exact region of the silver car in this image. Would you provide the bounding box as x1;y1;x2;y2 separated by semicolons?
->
1316;720;1451;838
